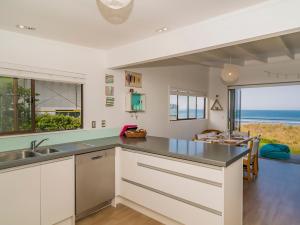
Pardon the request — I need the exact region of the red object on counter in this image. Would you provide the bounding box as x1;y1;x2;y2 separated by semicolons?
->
120;125;138;137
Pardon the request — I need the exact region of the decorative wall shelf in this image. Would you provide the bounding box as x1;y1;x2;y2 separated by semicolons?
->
125;93;146;112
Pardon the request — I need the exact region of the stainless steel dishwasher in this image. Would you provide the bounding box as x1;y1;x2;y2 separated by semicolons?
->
75;149;115;220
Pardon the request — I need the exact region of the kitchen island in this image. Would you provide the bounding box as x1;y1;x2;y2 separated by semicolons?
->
0;136;248;225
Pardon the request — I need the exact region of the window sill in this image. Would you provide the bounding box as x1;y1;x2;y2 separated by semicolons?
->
169;118;207;122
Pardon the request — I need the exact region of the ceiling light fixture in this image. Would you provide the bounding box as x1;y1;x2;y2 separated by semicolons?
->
98;0;132;9
96;0;134;24
220;57;240;85
16;24;36;30
156;27;168;33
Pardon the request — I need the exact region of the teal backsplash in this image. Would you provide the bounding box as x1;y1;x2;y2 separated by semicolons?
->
0;128;120;152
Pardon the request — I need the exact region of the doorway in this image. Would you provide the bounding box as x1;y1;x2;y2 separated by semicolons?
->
229;84;300;162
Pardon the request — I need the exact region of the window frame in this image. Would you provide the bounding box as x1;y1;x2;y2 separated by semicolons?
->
169;94;206;121
0;76;84;136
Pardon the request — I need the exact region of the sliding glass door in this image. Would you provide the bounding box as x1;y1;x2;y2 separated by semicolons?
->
228;88;242;132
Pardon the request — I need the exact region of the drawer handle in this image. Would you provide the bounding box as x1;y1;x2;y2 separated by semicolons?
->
122;178;222;216
91;155;104;160
137;162;222;188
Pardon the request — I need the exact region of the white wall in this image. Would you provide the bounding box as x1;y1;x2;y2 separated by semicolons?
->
208;68;229;131
0;29;209;139
207;57;300;131
105;65;209;139
0;29;106;130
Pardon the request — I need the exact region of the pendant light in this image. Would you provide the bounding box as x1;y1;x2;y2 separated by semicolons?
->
96;0;134;24
98;0;132;9
220;57;240;85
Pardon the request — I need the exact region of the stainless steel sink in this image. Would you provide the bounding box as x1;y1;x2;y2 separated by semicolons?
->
0;146;60;163
0;150;39;163
35;148;59;154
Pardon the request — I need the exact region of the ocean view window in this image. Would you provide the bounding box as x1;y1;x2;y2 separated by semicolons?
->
196;97;206;119
229;84;300;156
188;96;196;119
169;88;206;121
0;75;83;135
178;95;188;119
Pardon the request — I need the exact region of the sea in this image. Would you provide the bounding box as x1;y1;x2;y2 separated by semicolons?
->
171;109;300;125
241;110;300;125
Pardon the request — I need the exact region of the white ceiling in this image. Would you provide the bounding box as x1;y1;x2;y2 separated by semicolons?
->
127;32;300;69
0;0;268;49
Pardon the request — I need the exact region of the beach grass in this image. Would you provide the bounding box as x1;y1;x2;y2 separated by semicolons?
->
241;123;300;154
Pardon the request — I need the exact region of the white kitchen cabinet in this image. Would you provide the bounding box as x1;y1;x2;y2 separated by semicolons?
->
117;148;243;225
0;166;41;225
41;158;75;225
0;156;75;225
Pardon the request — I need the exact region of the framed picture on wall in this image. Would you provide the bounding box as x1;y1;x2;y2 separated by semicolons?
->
105;74;114;84
106;97;115;107
105;86;114;96
125;70;142;88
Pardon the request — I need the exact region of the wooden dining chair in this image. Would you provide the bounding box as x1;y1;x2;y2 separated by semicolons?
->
243;139;254;181
243;136;261;181
252;136;261;177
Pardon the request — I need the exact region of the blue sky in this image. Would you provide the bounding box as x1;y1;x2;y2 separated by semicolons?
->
241;85;300;110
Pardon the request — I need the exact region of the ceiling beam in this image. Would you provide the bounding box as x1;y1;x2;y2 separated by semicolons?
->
200;52;244;66
235;46;268;63
176;55;224;68
277;36;295;59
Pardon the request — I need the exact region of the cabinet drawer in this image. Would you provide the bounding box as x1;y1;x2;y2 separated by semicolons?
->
121;179;221;225
120;149;224;213
121;149;223;183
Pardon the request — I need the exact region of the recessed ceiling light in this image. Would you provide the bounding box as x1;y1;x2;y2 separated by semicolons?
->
16;24;36;31
156;27;168;33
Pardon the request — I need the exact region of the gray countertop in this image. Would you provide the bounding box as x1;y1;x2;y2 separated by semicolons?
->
0;136;249;170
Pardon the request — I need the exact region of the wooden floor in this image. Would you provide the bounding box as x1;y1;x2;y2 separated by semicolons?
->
76;204;162;225
244;158;300;225
77;159;300;225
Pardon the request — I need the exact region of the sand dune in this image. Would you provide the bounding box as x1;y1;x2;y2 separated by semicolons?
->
241;123;300;154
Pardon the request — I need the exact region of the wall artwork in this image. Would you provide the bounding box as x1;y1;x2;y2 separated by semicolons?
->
105;74;114;107
106;97;115;107
105;74;114;84
211;95;223;111
105;86;114;96
125;70;142;88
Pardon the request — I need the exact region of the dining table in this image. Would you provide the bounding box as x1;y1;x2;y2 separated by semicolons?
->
195;133;252;146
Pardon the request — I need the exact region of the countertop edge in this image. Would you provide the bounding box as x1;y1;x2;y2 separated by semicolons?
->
0;137;249;171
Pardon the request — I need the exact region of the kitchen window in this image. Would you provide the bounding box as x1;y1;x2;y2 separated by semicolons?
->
169;88;206;121
0;76;83;135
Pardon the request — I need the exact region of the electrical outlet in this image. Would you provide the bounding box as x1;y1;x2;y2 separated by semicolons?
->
92;121;96;128
101;120;106;128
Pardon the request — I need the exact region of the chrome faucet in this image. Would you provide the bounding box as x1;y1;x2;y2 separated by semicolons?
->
30;138;49;151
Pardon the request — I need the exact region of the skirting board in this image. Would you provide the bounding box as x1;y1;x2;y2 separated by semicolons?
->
113;196;182;225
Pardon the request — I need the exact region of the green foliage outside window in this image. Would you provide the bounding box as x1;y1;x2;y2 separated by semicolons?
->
36;114;81;131
0;77;82;134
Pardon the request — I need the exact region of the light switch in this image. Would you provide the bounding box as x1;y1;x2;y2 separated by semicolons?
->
101;120;106;128
92;121;96;128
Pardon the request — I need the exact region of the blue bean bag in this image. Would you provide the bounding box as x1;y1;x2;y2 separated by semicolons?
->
260;144;290;160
